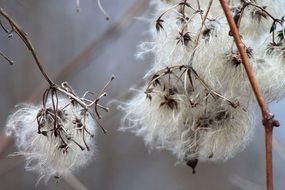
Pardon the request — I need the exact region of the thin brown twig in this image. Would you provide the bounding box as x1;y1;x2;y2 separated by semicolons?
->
195;0;213;47
0;50;14;65
243;0;280;22
1;7;114;134
219;1;280;190
0;8;57;156
0;9;109;124
0;7;117;167
146;64;238;107
0;8;54;86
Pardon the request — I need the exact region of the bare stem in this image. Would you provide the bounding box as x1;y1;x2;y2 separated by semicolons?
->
97;0;110;20
243;0;280;22
195;0;213;47
0;50;14;65
219;1;280;190
0;8;54;86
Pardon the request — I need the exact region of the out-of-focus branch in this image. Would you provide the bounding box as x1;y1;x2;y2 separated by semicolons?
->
272;137;285;160
63;172;88;190
230;175;264;190
54;0;148;83
0;132;12;154
219;1;280;190
30;0;149;100
0;156;22;176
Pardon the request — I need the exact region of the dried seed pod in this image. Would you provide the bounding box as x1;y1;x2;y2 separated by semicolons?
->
122;0;285;174
6;97;96;183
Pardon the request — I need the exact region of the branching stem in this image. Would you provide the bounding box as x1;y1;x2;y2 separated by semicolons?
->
0;8;113;136
219;1;280;190
0;8;54;86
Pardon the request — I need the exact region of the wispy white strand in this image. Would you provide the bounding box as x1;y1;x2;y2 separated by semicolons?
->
6;97;96;183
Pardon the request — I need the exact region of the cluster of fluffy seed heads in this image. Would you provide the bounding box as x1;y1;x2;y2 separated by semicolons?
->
6;79;113;182
121;0;285;172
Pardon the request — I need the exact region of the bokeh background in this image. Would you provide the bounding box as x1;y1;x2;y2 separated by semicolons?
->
0;0;285;189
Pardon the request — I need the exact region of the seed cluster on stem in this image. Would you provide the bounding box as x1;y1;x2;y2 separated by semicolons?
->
0;8;114;182
121;0;284;181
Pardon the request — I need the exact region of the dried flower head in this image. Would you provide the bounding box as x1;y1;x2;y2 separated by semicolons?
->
1;6;114;185
121;0;285;173
5;75;113;183
6;97;96;182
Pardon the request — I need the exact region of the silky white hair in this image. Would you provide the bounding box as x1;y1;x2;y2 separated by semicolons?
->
6;97;96;183
121;0;285;166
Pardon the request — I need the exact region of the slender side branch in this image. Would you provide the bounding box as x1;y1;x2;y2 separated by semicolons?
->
97;0;110;20
195;0;213;47
0;50;14;65
219;1;280;190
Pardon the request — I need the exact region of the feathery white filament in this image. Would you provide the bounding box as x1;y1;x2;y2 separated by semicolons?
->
6;97;96;183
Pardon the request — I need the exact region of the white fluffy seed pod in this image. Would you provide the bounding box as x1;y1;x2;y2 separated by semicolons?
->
122;0;285;168
121;87;255;163
6;97;96;183
121;88;184;151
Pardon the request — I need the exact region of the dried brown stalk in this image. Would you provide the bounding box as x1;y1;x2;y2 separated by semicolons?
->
146;64;239;108
219;1;280;190
0;8;54;85
0;50;14;65
194;0;213;46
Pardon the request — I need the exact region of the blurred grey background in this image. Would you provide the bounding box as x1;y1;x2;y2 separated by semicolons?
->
0;0;284;189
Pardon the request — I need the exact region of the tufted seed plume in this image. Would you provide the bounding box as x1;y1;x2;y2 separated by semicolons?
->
5;74;114;183
121;0;285;173
6;97;97;183
0;7;114;185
